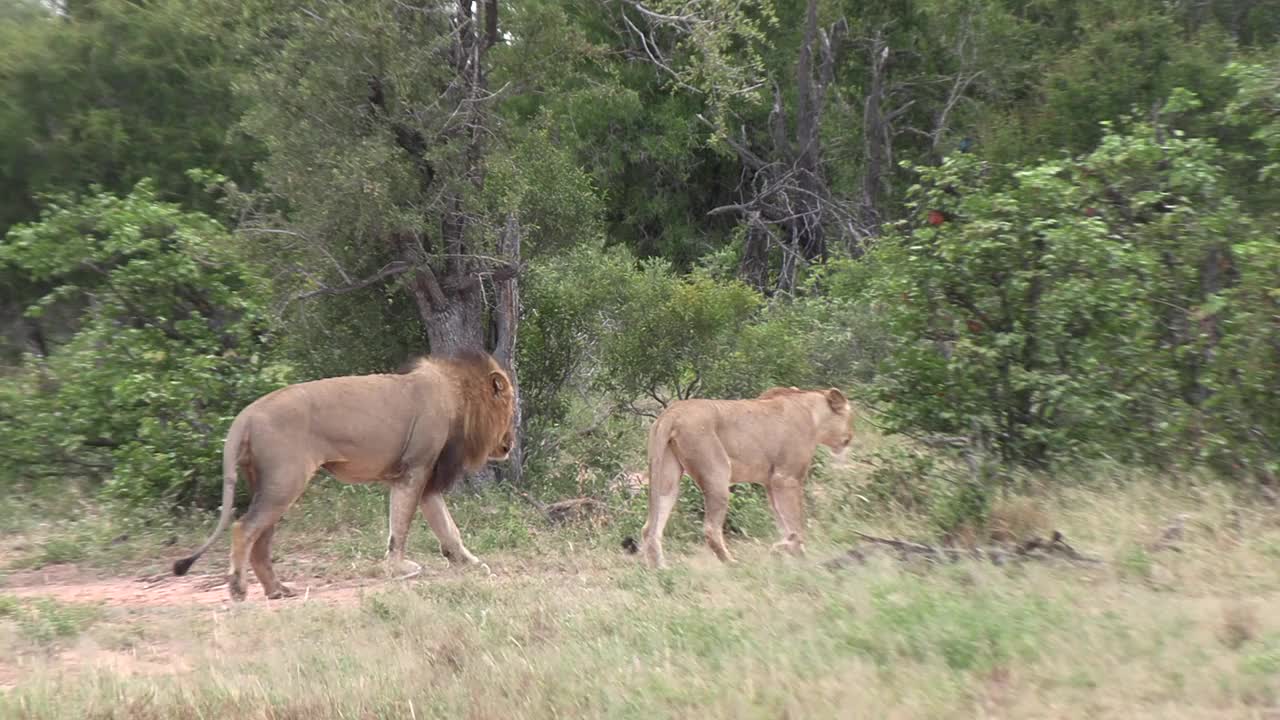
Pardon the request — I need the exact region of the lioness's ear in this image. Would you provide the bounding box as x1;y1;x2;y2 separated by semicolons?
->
491;372;508;396
826;388;848;411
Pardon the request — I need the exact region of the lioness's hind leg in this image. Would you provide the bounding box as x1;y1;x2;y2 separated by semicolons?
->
676;435;735;564
693;474;734;564
639;450;682;569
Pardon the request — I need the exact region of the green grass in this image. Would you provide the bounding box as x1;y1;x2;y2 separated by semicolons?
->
1;456;1278;718
0;595;101;645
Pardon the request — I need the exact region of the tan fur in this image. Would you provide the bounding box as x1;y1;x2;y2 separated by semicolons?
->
633;386;853;568
172;350;515;601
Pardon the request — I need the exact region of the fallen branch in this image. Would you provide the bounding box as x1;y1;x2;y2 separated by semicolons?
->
543;497;608;524
511;489;609;525
823;529;1103;571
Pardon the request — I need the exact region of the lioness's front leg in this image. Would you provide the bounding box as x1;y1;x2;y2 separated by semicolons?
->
386;469;429;578
766;475;807;558
419;491;487;572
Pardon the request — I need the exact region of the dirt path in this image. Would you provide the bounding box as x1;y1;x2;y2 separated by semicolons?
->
2;562;383;609
0;560;448;691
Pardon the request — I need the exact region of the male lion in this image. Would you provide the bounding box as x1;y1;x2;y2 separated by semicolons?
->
172;349;516;601
629;386;853;569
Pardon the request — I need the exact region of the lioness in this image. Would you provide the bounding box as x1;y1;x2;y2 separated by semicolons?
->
630;386;853;569
172;349;516;601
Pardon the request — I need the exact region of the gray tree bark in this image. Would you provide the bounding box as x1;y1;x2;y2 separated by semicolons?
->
492;214;523;487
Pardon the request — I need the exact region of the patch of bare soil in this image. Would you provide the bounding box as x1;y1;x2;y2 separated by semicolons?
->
0;560;412;692
0;663;18;692
58;638;192;678
0;633;197;692
1;562;383;609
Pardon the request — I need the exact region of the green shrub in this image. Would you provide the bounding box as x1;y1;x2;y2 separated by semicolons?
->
862;95;1280;472
0;181;290;508
838;445;995;541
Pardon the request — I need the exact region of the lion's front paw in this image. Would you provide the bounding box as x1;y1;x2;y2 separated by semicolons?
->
266;583;297;600
442;546;482;567
448;551;491;576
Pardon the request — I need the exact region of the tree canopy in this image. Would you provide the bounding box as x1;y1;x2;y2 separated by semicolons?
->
2;0;1277;502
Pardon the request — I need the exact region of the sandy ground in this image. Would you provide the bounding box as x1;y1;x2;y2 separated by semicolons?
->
1;560;397;609
0;558;418;691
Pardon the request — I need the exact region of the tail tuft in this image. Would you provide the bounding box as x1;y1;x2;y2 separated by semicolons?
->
173;556;197;576
621;536;639;554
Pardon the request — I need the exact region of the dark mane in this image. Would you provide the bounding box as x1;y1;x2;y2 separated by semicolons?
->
397;348;514;494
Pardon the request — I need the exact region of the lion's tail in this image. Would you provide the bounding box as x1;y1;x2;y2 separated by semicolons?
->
622;412;680;555
173;415;248;576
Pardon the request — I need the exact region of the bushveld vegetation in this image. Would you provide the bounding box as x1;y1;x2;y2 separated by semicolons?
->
1;0;1278;717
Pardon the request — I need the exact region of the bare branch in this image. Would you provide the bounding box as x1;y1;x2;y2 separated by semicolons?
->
281;261;413;311
627;1;696;24
620;8;703;96
698;114;770;169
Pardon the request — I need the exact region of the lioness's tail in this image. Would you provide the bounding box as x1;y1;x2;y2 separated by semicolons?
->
622;413;680;555
172;415;248;576
645;412;680;498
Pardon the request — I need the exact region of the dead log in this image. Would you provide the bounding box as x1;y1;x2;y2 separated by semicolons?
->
513;489;609;525
822;529;1103;571
543;497;608;524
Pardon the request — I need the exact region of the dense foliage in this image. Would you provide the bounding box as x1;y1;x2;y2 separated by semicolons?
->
1;0;1277;508
865;107;1278;476
0;182;289;505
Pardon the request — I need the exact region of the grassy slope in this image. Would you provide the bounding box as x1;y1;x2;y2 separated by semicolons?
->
1;442;1278;718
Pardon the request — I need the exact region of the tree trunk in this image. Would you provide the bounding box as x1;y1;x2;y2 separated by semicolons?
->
423;291;486;356
792;0;826;265
860;32;891;242
493;214;524;487
738;214;771;293
693;3;844;290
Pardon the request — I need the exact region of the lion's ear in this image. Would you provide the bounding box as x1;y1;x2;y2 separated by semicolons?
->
825;388;848;411
490;372;508;396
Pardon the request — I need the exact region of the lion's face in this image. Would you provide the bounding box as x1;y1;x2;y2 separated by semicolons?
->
817;388;854;454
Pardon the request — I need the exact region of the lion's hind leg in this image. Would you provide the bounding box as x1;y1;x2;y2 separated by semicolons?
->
230;462;309;601
250;524;295;599
238;462;296;600
419;490;486;573
386;469;428;578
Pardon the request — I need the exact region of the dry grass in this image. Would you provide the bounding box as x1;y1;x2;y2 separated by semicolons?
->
1;461;1279;719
